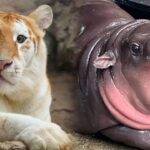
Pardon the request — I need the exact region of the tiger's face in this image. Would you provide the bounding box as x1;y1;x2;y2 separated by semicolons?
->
0;5;53;93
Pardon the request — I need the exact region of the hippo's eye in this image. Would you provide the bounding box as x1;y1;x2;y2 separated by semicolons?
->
17;35;27;44
130;43;141;56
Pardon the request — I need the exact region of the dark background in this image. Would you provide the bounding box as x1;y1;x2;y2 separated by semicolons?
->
115;0;150;19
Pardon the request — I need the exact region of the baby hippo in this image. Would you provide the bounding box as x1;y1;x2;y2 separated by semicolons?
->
75;0;150;149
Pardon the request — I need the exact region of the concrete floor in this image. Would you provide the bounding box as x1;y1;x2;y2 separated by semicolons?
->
73;133;136;150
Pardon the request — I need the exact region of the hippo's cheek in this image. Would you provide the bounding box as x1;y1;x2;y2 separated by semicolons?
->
99;64;150;129
123;67;150;112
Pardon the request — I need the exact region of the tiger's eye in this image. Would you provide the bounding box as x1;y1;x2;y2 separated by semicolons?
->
17;35;27;43
130;43;141;56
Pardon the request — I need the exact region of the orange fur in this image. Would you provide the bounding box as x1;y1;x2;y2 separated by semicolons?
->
0;5;71;150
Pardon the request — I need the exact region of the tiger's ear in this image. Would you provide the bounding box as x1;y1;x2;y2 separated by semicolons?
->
29;5;53;30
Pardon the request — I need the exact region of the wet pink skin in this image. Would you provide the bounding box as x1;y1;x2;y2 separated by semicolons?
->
100;62;150;129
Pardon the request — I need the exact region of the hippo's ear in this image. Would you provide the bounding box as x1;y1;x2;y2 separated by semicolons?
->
93;51;116;69
29;5;53;30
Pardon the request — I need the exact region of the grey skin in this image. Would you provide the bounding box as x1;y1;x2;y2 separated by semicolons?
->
75;0;150;149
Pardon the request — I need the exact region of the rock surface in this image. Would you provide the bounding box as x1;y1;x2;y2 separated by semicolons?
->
50;0;79;70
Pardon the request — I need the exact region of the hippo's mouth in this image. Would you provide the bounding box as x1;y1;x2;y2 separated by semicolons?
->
99;65;150;129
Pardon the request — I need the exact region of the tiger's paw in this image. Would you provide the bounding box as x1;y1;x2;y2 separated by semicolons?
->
15;123;72;150
0;141;26;150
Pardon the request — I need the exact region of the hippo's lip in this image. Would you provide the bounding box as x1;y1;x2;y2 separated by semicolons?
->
99;68;150;129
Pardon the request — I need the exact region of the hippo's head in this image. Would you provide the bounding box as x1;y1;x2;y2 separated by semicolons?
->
94;20;150;129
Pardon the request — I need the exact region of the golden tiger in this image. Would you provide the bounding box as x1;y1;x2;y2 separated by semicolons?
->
0;5;71;150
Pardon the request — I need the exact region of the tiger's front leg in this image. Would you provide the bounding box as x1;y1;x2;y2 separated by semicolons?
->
0;113;71;150
0;141;26;150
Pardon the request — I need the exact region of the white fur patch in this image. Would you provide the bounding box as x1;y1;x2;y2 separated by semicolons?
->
12;20;29;43
12;20;35;66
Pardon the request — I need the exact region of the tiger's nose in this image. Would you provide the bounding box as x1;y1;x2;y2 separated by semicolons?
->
0;60;13;71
